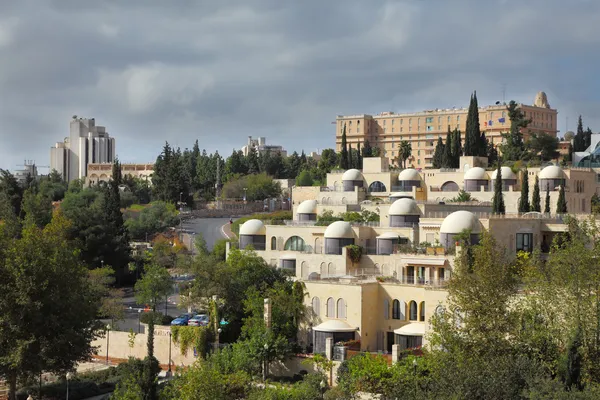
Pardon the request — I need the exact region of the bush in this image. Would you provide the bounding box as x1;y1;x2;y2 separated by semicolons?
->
232;211;292;235
140;311;174;325
125;201;179;240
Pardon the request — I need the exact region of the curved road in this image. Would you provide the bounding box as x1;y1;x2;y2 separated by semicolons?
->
181;217;234;250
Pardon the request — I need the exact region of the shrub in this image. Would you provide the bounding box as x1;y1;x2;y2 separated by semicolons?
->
171;326;211;358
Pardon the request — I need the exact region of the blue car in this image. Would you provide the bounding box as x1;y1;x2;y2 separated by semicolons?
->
171;313;194;326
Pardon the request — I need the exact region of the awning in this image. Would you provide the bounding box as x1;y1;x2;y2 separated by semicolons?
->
313;320;357;333
403;258;446;266
394;323;425;336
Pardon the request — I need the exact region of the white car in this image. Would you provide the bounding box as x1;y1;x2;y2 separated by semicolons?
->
187;314;209;327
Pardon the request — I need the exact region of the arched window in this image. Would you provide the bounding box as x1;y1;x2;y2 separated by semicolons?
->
409;301;418;321
392;299;400;319
441;181;459;192
368;181;387;193
271;236;277;250
419;301;425;321
314;237;322;254
435;305;445;316
384;299;390;320
326;297;335;317
301;261;309;279
327;263;335;277
337;298;346;319
311;297;320;317
284;236;306;251
308;272;320;281
320;262;327;276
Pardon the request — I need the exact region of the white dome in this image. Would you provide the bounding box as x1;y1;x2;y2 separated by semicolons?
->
342;169;363;181
324;221;354;239
464;167;488;180
539;165;565;180
313;319;357;333
389;198;420;216
440;211;482;234
491;166;517;180
239;219;266;236
297;200;317;214
398;168;421;181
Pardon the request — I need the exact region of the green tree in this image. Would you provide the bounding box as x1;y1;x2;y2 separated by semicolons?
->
451;128;462;168
398;141;412;169
443;130;453;168
565;327;583;391
21;188;52;228
528;132;560;161
220;173;281;201
492;166;505;214
500;100;530;161
557;184;567;214
0;214;100;400
0;170;24;218
532;176;541;212
135;263;173;313
340;124;349;170
464;92;485;156
124;201;178;240
432;137;445;169
574;115;585;152
545;187;551;214
296;170;314;186
247;147;260;175
112;158;123;186
519;169;530;213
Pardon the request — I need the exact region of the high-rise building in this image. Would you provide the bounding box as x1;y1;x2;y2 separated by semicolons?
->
241;136;287;157
50;116;116;182
335;91;558;169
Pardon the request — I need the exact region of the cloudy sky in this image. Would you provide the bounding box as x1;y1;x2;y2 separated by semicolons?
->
1;0;599;171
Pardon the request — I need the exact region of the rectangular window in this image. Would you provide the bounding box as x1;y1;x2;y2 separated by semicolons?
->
447;116;451;123
426;126;433;131
426;117;433;123
516;233;533;253
400;119;403;124
457;116;460;122
392;120;395;125
383;120;386;125
438;125;441;130
392;127;395;133
417;159;421;165
400;127;403;132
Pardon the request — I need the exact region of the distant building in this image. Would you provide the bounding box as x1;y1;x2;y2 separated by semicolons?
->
13;160;39;184
573;133;600;167
50;116;116;182
241;136;287;157
87;162;153;185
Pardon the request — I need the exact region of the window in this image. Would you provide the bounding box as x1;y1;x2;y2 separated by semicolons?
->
417;150;421;156
284;236;306;251
457;116;460;122
337;298;346;319
326;297;335;317
392;299;401;319
391;120;395;125
312;297;320;317
516;233;533;253
426;117;433;123
438;116;441;123
271;236;277;250
392;127;395;133
400;119;403;124
409;301;418;321
447;116;451;123
426;126;433;131
383;120;386;125
419;301;425;321
384;299;390;320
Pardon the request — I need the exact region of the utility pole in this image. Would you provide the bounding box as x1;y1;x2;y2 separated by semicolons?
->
215;152;221;210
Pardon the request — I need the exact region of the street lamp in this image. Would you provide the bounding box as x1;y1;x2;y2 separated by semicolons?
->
263;343;269;381
106;324;111;365
413;358;418;397
214;328;222;351
243;188;248;203
138;309;142;333
166;332;173;378
66;372;72;400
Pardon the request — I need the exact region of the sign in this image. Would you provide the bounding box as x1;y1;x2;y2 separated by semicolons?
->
219;318;229;326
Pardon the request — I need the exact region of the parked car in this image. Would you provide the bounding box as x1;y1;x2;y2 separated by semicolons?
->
188;314;209;327
170;313;194;326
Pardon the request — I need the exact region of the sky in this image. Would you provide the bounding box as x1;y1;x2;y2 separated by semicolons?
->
1;0;599;172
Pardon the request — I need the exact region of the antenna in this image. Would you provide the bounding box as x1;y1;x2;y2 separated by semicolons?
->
501;84;506;103
215;151;221;208
566;116;569;134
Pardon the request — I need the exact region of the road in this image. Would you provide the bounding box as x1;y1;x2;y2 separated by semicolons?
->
105;218;232;332
181;217;234;250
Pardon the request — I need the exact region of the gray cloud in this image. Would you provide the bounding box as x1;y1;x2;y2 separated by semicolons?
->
1;0;599;170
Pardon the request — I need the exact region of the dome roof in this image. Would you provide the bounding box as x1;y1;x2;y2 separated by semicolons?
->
464;167;488;180
313;319;357;333
324;221;354;239
297;199;317;214
389;198;420;216
491;166;517;180
398;168;421;181
440;211;482;234
539;165;565;180
239;219;266;236
342;169;363;181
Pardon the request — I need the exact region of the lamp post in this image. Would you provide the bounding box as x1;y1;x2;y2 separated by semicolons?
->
263;343;269;381
214;328;222;352
243;188;248;203
66;372;71;400
166;332;173;378
106;324;111;365
138;309;142;333
413;358;418;398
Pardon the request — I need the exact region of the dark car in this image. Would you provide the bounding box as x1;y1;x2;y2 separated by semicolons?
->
170;313;194;326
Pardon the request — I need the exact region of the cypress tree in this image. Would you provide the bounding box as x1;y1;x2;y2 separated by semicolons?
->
544;187;551;214
464;91;482;156
357;142;362;169
464;94;475;156
492;165;505;214
574;115;584;152
479;130;487;158
584;127;593;150
532;176;541;212
443;130;453;168
348;142;353;168
340;124;349;169
433;137;445;168
451;129;462;168
363;140;372;158
112;157;123;186
557;184;567;213
518;169;530;213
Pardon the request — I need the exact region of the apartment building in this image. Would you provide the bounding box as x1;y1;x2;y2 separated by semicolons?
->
335;91;558;168
86;162;154;185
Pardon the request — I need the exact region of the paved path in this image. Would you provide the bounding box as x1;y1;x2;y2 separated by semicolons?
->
181;217;235;249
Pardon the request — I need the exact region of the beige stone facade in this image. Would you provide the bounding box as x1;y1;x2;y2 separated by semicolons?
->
335;92;558;168
87;162;153;185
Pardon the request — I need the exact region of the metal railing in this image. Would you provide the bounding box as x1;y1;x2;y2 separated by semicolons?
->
283;220;381;228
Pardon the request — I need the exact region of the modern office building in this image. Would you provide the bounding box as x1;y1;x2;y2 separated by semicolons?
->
335;91;558;168
241;136;287;157
50;116;116;182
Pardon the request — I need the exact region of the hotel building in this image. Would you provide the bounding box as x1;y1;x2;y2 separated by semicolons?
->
335;91;558;168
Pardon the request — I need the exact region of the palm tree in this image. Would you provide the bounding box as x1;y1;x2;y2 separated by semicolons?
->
398;141;412;168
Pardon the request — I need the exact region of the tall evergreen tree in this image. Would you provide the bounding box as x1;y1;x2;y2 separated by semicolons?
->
433;137;445;169
451;129;462;168
518;169;530;213
443;131;453;168
479;130;487;158
362;140;372;158
464;92;483;156
486;139;498;167
557;184;567;214
500;100;529;161
111;157;123;186
247;147;259;174
492;165;505;214
532;176;541;212
584;127;593;151
574;115;585;152
357;142;362;169
340;124;349;169
348;142;354;169
544;187;551;214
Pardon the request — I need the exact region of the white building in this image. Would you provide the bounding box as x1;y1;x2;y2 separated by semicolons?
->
241;136;287;157
13;160;39;184
50;116;116;182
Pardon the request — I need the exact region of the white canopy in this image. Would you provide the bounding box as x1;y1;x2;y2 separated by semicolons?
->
394;323;425;336
313;320;357;333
